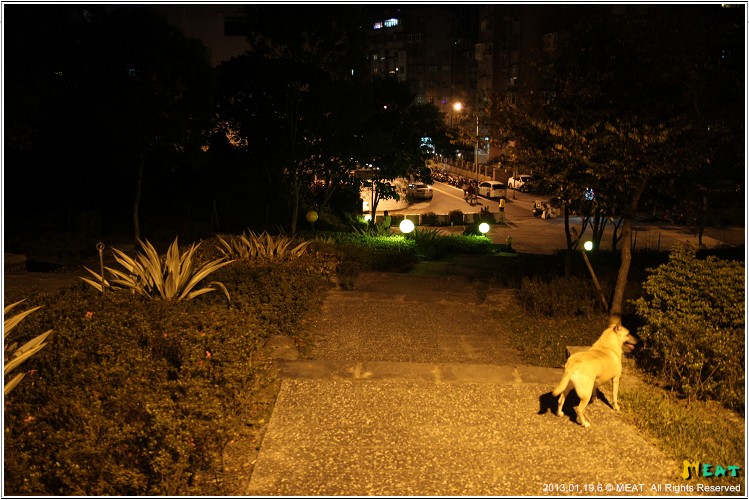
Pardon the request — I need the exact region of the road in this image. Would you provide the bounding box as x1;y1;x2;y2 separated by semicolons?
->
404;181;545;220
391;182;742;255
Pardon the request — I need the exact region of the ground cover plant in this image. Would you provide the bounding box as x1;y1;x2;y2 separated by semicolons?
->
3;237;336;496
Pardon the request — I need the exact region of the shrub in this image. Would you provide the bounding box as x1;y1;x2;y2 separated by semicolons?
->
449;209;464;225
4;256;329;495
320;232;419;272
409;230;494;260
216;231;311;262
632;244;744;413
514;275;609;318
421;212;437;226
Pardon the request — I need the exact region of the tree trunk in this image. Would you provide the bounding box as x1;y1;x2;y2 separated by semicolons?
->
611;216;624;252
609;216;632;321
609;186;644;321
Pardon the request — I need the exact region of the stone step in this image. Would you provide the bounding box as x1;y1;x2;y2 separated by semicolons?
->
272;358;562;386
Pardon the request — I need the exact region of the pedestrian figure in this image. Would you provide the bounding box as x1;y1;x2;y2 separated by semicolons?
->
466;184;475;205
381;210;392;230
499;197;505;223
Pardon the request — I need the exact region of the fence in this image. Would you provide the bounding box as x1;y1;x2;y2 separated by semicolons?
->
430;158;514;184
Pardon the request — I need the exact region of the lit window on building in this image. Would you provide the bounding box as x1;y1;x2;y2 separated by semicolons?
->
384;18;399;28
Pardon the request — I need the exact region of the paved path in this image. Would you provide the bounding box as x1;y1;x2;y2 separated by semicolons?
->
246;271;683;496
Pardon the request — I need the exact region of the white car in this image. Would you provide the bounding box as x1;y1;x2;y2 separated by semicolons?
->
407;183;433;200
508;175;533;192
477;181;507;199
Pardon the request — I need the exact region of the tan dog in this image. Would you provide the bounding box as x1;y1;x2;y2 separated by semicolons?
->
552;321;637;428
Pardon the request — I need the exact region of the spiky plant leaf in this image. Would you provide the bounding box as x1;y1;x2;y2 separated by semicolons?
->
4;301;52;395
80;236;233;302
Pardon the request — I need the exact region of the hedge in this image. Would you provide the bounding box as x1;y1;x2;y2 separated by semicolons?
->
632;244;744;413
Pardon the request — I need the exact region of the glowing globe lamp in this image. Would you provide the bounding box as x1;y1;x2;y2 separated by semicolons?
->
305;210;319;223
584;241;594;251
399;219;415;234
479;222;490;234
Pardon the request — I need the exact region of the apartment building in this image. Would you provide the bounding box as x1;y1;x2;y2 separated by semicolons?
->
152;4;249;67
367;6;478;120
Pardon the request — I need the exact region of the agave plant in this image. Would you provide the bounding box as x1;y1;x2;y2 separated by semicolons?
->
216;230;311;261
352;223;391;237
4;300;53;395
82;237;233;302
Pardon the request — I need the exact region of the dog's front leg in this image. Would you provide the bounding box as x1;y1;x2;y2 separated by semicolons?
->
612;376;620;411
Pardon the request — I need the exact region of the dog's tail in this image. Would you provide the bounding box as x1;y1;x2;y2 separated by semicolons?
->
551;370;571;396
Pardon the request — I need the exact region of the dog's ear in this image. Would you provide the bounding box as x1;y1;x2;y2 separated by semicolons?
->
608;315;622;329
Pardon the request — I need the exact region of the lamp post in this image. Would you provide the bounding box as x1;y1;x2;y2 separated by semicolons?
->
452;101;479;183
474;112;479;184
571;227;609;312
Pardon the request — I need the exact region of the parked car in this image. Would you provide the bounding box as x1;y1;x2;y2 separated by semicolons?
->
508;174;533;192
407;183;433;200
477;181;507;199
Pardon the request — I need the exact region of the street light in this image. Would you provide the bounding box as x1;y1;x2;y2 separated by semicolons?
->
572;227;609;311
452;101;479;183
399;219;415;234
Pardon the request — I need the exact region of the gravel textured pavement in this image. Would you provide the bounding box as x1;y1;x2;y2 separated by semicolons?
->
246;271;690;496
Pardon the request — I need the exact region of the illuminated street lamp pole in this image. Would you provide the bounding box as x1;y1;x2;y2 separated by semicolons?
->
452;101;479;183
474;112;479;183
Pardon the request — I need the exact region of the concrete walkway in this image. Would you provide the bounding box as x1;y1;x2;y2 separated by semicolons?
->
246;271;683;496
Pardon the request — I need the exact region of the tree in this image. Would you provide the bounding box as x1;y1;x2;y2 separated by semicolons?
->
85;8;216;241
485;5;743;318
235;5;372;233
4;6;216;242
219;7;444;231
354;78;437;217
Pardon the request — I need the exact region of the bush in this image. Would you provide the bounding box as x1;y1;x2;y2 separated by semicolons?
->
448;209;464;225
421;212;437;226
514;275;609;318
320;232;419;273
3;256;330;495
632;244;744;413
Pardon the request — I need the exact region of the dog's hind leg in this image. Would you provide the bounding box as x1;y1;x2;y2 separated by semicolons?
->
552;372;572;417
574;384;594;428
555;386;570;417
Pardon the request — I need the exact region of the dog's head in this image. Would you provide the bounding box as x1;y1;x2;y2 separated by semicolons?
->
608;321;639;351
